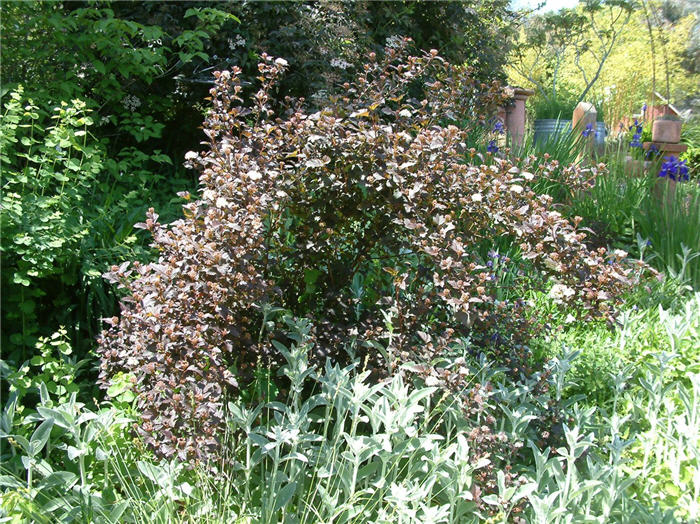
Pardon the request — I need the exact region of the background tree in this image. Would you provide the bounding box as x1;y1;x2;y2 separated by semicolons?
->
509;0;697;123
561;0;698;122
508;0;636;119
1;1;238;366
509;9;588;107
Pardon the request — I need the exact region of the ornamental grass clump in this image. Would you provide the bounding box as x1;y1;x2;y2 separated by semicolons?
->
98;42;643;462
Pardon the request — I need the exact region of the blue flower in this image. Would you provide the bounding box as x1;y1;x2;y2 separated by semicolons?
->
658;156;689;182
645;144;659;160
629;119;643;134
487;140;499;154
493;121;505;134
582;123;593;137
642;103;647;114
630;133;642;148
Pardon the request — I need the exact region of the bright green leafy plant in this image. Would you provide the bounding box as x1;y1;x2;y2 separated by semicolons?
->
1;89;103;358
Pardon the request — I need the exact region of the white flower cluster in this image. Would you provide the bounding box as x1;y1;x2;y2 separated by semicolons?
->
310;90;329;105
227;34;246;50
122;95;142;111
548;283;575;302
385;35;403;49
76;63;90;80
330;58;351;70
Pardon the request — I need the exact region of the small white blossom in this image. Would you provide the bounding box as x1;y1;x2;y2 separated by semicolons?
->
310;90;329;105
330;58;351;70
385;35;403;49
549;284;575;301
227;34;246;49
122;95;142;111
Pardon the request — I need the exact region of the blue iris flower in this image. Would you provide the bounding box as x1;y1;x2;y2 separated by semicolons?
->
487;140;499;153
629;119;643;134
630;133;642;148
658;156;690;182
493;121;505;134
582;123;593;137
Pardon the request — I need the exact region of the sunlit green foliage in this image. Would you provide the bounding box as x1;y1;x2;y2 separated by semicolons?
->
508;0;699;124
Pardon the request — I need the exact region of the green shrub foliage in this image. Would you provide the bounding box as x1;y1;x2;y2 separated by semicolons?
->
0;90;105;362
0;2;238;365
98;44;642;461
228;0;514;101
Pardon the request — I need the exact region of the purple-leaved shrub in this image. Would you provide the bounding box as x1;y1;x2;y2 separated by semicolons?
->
98;42;643;462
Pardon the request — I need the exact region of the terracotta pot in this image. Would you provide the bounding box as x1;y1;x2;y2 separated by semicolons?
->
652;119;681;143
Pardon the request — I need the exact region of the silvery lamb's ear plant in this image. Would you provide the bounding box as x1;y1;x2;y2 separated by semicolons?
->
516;389;637;523
626;355;699;521
514;292;700;523
0;385;133;523
191;316;515;523
4;295;698;522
